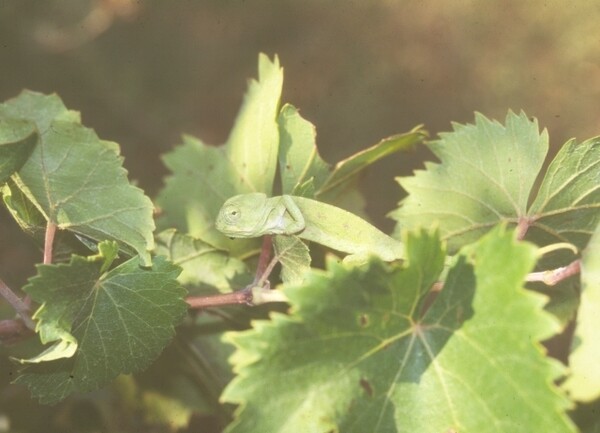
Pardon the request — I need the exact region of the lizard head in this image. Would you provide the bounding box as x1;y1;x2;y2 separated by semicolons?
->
215;192;269;237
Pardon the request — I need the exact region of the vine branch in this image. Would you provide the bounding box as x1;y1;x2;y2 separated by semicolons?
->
186;235;286;310
525;259;581;286
0;278;35;330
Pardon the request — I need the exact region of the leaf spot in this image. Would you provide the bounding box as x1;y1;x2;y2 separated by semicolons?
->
358;313;369;327
359;378;374;397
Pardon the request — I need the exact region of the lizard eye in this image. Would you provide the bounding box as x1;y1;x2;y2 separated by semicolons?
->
223;205;241;223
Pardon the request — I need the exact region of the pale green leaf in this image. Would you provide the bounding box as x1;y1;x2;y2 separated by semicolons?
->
222;227;574;433
528;136;600;249
278;104;330;195
227;53;284;194
16;327;77;364
155;229;252;293
1;179;46;237
563;222;600;401
14;249;187;404
0;118;37;184
157;54;283;257
272;235;311;285
392;111;548;251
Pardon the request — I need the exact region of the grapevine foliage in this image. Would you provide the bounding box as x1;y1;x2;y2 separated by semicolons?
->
0;54;598;432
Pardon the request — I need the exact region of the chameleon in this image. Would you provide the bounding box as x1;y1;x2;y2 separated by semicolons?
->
215;192;404;262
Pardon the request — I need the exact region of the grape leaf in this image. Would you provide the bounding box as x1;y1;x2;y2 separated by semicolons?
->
272;235;311;285
0;91;156;266
391;111;549;252
317;126;426;203
562;222;600;401
278;104;330;195
1;179;46;237
278;103;426;215
0;117;38;184
156;54;283;257
527;136;600;249
14;245;187;404
0;90;80;131
155;229;252;293
221;227;575;433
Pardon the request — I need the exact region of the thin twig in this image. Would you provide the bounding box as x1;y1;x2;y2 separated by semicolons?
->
186;289;254;309
526;259;581;286
186;281;288;310
0;278;35;330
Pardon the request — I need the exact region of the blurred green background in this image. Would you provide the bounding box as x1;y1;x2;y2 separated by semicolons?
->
1;0;600;431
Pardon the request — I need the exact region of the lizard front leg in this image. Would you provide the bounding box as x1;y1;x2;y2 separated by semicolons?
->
280;195;305;233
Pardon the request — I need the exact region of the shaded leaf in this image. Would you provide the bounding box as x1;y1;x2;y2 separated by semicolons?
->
15;249;187;404
0;117;38;184
222;227;574;433
155;229;252;293
563;222;600;401
157;54;283;257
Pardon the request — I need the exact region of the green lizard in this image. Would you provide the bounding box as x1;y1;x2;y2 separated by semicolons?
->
215;193;404;262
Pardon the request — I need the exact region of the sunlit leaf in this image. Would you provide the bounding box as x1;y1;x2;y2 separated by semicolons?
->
562;222;600;401
528;136;600;249
278;104;330;195
222;227;574;433
392;111;549;251
157;54;283;257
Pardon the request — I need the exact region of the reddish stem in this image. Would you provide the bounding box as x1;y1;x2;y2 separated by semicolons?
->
255;235;273;282
516;216;533;240
526;259;581;286
0;278;35;329
186;288;253;309
0;319;34;345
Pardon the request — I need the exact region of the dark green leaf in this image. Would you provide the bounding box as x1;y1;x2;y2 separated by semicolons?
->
15;248;187;404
